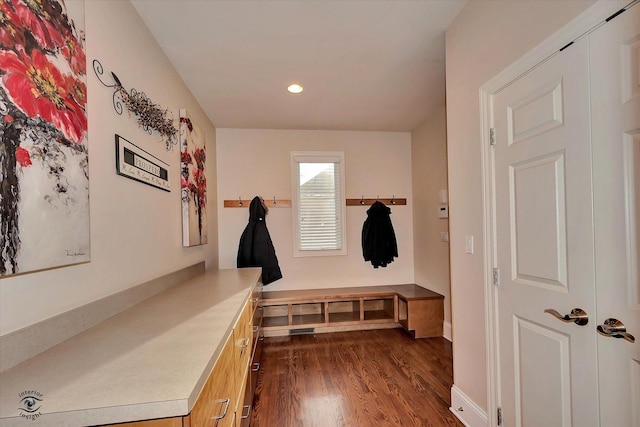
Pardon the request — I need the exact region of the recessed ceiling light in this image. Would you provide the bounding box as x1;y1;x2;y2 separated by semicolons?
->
287;83;303;94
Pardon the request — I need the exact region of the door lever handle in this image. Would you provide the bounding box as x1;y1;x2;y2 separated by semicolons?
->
544;308;589;326
597;318;635;343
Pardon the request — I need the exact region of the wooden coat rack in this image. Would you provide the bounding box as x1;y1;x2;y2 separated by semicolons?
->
224;197;291;208
346;196;407;206
224;196;406;208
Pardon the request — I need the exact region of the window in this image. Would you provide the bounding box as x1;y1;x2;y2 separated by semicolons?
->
291;151;346;257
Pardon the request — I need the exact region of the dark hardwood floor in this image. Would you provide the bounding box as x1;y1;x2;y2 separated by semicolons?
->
251;328;464;427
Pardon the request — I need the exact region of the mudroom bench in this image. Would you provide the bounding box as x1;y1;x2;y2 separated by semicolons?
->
261;284;444;339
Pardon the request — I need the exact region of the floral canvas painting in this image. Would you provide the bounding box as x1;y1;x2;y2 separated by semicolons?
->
0;0;89;276
179;109;207;247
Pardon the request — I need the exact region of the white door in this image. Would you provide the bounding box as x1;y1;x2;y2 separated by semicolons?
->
590;4;640;426
491;36;599;426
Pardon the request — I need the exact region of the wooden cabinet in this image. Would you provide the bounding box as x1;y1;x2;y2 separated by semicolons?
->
186;332;236;427
186;297;256;427
233;300;252;390
99;284;261;427
239;283;263;427
232;299;252;426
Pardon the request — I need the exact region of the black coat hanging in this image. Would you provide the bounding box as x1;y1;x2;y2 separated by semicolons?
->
237;196;282;285
362;201;398;268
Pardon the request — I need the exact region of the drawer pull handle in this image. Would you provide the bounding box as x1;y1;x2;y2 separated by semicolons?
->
252;297;259;303
241;404;252;419
253;325;259;333
252;362;261;372
240;338;250;357
213;398;230;421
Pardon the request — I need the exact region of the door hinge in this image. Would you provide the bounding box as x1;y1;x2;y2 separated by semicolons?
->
605;7;626;22
489;128;496;145
497;407;503;426
493;268;500;286
559;41;574;52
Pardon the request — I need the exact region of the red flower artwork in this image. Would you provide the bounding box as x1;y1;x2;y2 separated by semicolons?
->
1;0;88;275
15;146;32;167
193;147;205;170
190;168;207;208
0;1;26;49
60;30;85;75
13;0;64;50
0;48;86;143
180;151;192;165
64;72;86;107
180;112;207;246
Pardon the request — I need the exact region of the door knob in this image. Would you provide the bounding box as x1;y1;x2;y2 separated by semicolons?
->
544;308;589;326
596;318;635;343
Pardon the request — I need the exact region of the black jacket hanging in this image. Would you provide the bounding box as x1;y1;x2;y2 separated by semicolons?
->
362;201;398;268
237;196;282;285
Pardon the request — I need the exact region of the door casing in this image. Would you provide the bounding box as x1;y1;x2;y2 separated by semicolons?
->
479;1;634;425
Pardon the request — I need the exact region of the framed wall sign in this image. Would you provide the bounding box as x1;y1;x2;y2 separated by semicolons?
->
115;134;170;192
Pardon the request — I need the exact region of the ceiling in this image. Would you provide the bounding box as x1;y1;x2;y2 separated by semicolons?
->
131;0;466;132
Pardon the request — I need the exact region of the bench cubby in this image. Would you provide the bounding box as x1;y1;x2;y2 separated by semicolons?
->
261;284;444;338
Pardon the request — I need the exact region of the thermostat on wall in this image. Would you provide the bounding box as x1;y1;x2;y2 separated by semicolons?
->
438;206;449;219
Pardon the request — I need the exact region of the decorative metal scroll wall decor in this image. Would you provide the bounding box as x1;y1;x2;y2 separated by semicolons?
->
92;59;177;150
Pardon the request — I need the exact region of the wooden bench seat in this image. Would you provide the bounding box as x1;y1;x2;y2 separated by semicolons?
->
261;284;444;339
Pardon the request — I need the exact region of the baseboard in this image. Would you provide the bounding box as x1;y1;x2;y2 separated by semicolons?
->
0;262;205;372
450;385;488;427
443;320;452;341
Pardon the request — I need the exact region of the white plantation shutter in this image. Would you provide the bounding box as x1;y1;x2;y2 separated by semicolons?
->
291;152;347;257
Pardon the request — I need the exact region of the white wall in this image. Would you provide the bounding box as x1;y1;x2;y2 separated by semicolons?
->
445;0;595;412
0;0;218;336
411;107;451;327
216;129;414;291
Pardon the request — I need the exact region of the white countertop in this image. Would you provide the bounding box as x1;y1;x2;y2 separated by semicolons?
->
0;268;261;427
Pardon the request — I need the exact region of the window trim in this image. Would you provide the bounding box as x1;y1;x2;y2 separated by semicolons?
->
290;151;347;257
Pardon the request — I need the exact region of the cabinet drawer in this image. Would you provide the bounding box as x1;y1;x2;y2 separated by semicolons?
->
251;332;263;374
252;304;263;329
234;300;252;385
238;367;253;427
187;333;236;427
248;328;263;405
250;284;263;335
250;284;263;317
251;317;262;346
235;368;250;427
